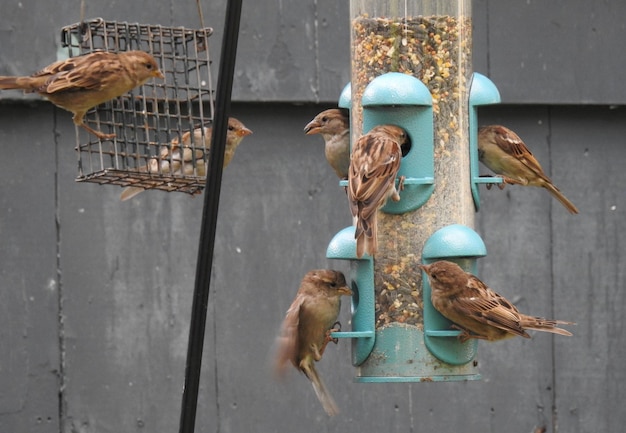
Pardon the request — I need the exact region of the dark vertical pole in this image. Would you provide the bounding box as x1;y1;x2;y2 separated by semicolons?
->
178;1;243;432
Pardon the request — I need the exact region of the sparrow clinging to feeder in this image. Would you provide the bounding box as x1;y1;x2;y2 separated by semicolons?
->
275;269;352;416
120;117;252;201
477;125;579;214
0;50;164;140
348;124;407;258
304;108;351;179
419;260;574;342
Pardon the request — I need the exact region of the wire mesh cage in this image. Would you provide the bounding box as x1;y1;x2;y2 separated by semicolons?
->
60;18;215;195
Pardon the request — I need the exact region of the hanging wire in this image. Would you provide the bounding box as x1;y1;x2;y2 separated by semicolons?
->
178;1;243;432
196;0;206;30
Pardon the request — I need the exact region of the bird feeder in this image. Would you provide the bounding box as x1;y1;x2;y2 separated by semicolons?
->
327;0;496;382
60;18;215;195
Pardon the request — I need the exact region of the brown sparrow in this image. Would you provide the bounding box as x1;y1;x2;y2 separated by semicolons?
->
275;269;352;416
0;50;164;140
304;108;351;179
478;125;579;214
120;117;252;200
419;261;573;342
348;124;407;258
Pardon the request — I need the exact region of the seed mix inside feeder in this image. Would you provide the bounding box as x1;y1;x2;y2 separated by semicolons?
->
61;18;215;195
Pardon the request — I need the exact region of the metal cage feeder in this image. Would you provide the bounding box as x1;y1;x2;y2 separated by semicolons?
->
60;18;215;195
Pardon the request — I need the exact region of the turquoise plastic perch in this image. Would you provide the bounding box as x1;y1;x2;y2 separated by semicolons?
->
469;72;502;210
326;226;375;367
421;224;487;366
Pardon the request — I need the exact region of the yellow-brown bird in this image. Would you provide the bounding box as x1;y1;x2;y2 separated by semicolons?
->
477;125;579;214
304;108;351;179
120;117;252;201
349;124;407;258
419;261;574;342
275;269;352;416
0;50;164;140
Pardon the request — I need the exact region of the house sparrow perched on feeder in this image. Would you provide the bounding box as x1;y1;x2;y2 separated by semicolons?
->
0;50;164;140
348;124;407;258
119;117;252;201
477;125;579;214
304;108;351;179
419;261;574;342
275;269;352;416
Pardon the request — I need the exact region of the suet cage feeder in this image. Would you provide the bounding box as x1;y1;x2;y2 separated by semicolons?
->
60;18;215;195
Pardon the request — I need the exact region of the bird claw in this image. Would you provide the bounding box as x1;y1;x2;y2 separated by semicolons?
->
80;123;116;141
481;174;525;190
97;132;117;140
326;322;341;344
398;175;406;192
450;324;473;343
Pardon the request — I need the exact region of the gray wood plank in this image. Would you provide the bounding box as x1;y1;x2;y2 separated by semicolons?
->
475;106;562;433
3;1;626;104
483;2;626;104
0;98;624;432
550;106;626;433
0;105;60;433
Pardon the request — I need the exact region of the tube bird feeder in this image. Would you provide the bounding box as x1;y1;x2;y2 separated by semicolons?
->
328;0;501;382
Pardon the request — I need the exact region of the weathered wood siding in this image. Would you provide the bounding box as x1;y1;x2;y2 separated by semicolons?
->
0;1;624;433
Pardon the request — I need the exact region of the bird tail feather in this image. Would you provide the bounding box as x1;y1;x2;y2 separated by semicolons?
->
522;318;574;337
120;187;145;201
302;364;339;416
543;182;579;214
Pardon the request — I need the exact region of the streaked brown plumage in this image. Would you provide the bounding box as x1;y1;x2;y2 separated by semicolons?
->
0;50;164;140
419;261;574;342
120;117;252;201
348;124;407;258
304;108;351;179
478;125;579;214
275;269;352;416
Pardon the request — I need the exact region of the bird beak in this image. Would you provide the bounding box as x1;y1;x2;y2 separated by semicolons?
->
237;127;253;137
303;120;321;135
418;264;429;273
154;70;165;79
338;286;353;296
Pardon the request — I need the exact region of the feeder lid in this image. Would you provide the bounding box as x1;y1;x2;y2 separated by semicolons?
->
469;72;501;106
362;72;432;107
339;82;351;109
422;224;487;259
326;226;372;260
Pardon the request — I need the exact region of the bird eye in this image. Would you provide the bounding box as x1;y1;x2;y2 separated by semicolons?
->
145;63;153;70
228;125;234;131
322;116;328;122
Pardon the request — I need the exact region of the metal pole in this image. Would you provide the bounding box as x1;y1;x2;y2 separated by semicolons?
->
178;0;243;431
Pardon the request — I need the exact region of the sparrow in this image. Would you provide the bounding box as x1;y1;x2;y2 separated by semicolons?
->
120;117;252;201
0;50;164;140
304;108;351;179
275;269;352;416
419;261;574;342
348;124;407;258
477;125;579;214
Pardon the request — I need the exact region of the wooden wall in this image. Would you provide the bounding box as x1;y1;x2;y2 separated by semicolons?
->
0;1;624;432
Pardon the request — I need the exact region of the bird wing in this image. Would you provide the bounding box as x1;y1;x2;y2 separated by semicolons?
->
454;275;530;338
274;295;304;376
41;52;121;93
492;127;550;181
349;132;401;221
